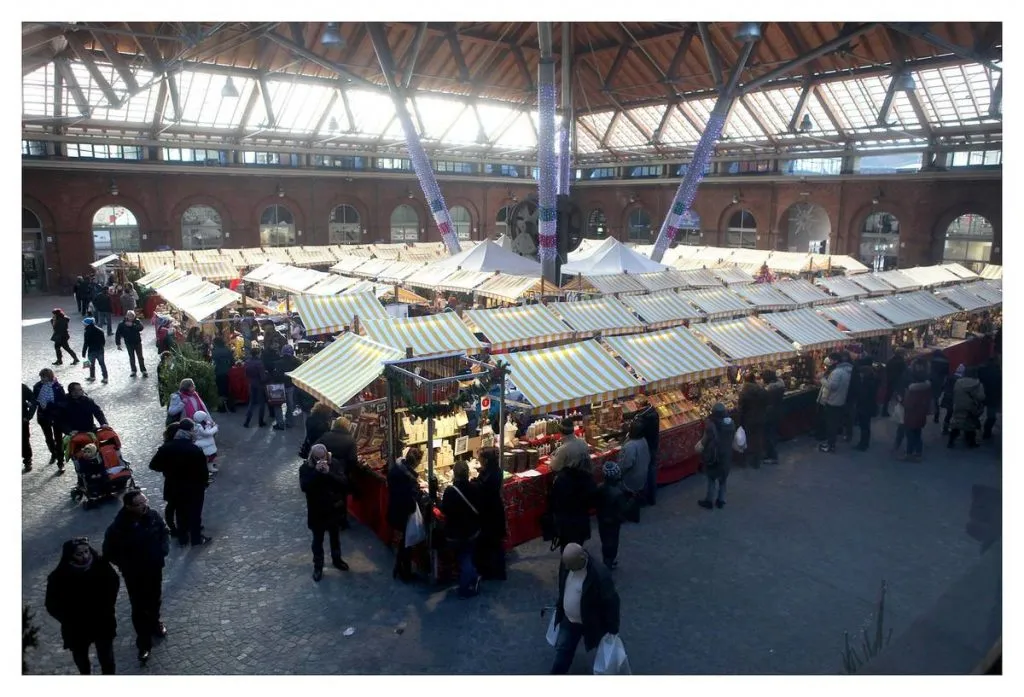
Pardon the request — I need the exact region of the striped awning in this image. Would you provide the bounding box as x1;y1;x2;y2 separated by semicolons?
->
815;276;868;300
575;273;646;295
157;274;209;302
91;253;120;268
341;281;429;305
404;264;459;289
261;247;293;264
369;244;404;260
548;297;645;336
219;249;247;267
304;274;360;296
861;295;936;329
980;264;1002;280
290;247;338;266
464;304;575;350
762;309;849;351
710;265;756;286
243;262;287;283
137;266;187;289
677;288;752;320
732;284;798;312
817;302;894;338
330;256;372;274
674;268;722;288
603;327;728;390
967;281;1002;305
634;269;691;293
178;260;240;282
900;266;961;287
849;273;896;296
691;317;799;366
287;332;403;413
621;291;703;328
874;269;921;291
474;274;553;302
138;252;177;273
436;269;496;293
329;245;374;259
375;261;427;284
939;263;980;280
240;248;271;266
900;290;960;319
349;258;395;279
766;252;813;274
935;286;993;313
773;279;834;306
826;255;871;274
294;292;388;335
177;287;242;323
260;266;326;294
361;313;483;357
502;339;642;412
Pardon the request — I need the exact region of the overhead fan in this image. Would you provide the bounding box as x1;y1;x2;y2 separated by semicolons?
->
507;198;540;260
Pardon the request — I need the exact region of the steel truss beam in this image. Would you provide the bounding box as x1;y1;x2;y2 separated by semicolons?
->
401;22;428;89
696;23;724;88
888;22;1001;73
91;31;139;94
445;26;471;83
266;31;379;90
53;56;90;117
64;32;122;108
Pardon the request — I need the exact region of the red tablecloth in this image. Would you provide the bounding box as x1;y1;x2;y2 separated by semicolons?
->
143;295;161;319
942;336;993;372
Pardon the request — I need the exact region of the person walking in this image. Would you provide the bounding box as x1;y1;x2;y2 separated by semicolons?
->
32;368;67;470
242;348;269;428
738;371;768;467
80;317;109;384
102;491;170;664
314;417;358;530
50;308;79;366
115;311;148;378
762;370;786;464
387;446;425;583
151;423;184;537
191;410;220;474
274;345;301;428
595;461;629;570
901;366;932;461
166;378;210;425
23;383;36;473
148;419;212;547
949;367;986;449
616;420;649;497
939;365;962;435
818;352;853;454
881;349;907;417
697;403;736;510
549;543;621;674
929;349;951;422
119;283;139;317
210;337;234;412
299;444;351;582
59;382;108;435
45;538;120;675
631;396;660;505
440;461;482;598
547;443;597;550
73;276;92;316
472;447;507;581
853;357;879;451
978;357;1002;440
92;287;113;336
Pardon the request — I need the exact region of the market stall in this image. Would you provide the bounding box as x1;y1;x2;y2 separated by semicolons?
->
303;274;360;296
473;273;557;305
672;268;723;288
361;312;483;357
463;303;575;351
848;273;896;296
547;296;646;337
873;269;921;292
710;265;756;286
732;283;798;312
773;278;835;307
293;291;390;335
677;287;753;320
620;291;704;329
814;275;869;301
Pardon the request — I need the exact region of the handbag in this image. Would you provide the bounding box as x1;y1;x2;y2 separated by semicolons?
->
404;505;426;547
546;611;560;647
733;426;747;452
265;383;286;406
593;634;631;675
892;402;905;425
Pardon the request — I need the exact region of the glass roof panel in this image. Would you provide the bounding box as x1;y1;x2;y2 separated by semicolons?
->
494;111;536;149
23;64;54;117
345;90;397;135
413;95;465;139
723;100;767;140
625;105;665;138
574;121;602;153
659;105;702;145
579;111;614;145
743;89;795;134
57;62;159;123
172;70;255;129
912;62;995;126
264;78;336;134
605;114;650;149
683;98;715;129
444;106;483;144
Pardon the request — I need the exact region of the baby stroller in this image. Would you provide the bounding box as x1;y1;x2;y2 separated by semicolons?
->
66;427;136;509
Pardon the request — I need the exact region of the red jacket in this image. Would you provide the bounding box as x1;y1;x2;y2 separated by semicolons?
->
902;381;932;429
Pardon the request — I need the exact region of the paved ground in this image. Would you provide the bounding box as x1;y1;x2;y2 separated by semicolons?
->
21;293;1002;675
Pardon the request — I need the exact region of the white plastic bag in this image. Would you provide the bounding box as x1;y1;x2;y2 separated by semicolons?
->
593;634;631;675
546;612;559;647
733;426;747;452
404;506;426;547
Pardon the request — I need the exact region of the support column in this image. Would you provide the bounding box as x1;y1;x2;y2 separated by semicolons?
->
557;22;572;196
367;24;461;255
537;22;558;284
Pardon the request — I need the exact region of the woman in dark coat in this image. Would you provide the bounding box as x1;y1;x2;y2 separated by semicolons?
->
440;461;482;597
301;402;334;459
472;447;507;581
697;403;736;509
547;454;597;550
314;416;359;529
45;538;120;674
299;444;350;581
50;308;79;366
387;446;425;582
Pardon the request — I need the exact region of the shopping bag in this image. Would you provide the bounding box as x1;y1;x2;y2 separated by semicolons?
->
404;506;426;547
733;426;747;452
546;612;559;647
265;383;286;406
593;634;631;675
891;402;905;425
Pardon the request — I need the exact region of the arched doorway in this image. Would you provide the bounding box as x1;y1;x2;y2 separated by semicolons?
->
726;209;757;249
22;207;46;293
782;202;831;253
677;209;702;246
943;213;993;273
494;204;513;238
181;205;224;250
626;207;653;243
586;209;608;238
449;206;472;241
260;205;295;247
92;205;141;260
859;211;900;271
390;204;420;242
329;204;361;244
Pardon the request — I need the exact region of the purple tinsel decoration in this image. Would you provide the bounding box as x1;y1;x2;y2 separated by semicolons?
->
537;62;558;277
397;107;461;255
557;125;571;196
651;105;729;262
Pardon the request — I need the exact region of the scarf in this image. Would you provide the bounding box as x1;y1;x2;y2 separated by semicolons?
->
37;382;55;409
178;391;208;419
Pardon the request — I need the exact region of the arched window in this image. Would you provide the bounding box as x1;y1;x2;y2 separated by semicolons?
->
390;204;420;243
627;207;652;243
860;211;900;272
92;205;141;259
181;205;224;250
23;208;45;293
449;206;472;241
944;213;993;273
23;208;42;229
329;204;361;244
260;205;295;247
494;204;513;238
678;209;701;246
782;202;831;253
726;209;757;249
586;209;607;238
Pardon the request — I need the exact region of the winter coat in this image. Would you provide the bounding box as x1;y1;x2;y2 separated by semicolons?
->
978;363;1002;409
472;465;507;540
951;377;986;431
211;345;234;375
32;380;65;422
886;354;907;385
59;396;107;434
315;428;358;492
930;354;951;393
616;438;649;493
940;376;958;410
82;324;105;356
819;362;853;407
92;291;112;313
299;458;349;530
148;436;210;502
854;364;879;418
632;405;661;455
764;379;786;424
45;543;120;648
550;434;591;472
700;415;736;479
274;354;301;388
191;412;219;456
738;382;768;428
73;279;92;301
115;318;145;347
167;390;208;422
386;458;423;532
102;508;170;575
901;381;932;430
50;314;70;342
440;480;481;543
553;556;620;651
119;291;137;313
595;479;630;526
23;383;37;421
304;414;331;453
547;467;597;544
244;358;267;388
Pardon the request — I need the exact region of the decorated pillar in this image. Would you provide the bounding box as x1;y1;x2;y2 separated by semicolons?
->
537;22;558;284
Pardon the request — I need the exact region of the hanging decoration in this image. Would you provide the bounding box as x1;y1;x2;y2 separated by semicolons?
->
557;125;571;196
754;262;776;284
387;361;510;421
537;59;558;281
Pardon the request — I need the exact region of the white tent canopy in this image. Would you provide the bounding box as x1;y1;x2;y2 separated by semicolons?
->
435;240;542;276
562;237;667;276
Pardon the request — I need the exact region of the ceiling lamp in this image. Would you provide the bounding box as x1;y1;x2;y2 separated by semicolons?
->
799;114;813;132
894;73;917;92
321;23;344;46
328;116;340;132
734;23;762;43
221;76;239;99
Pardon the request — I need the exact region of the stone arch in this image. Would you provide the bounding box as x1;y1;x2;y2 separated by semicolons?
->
168;194;233;236
778;201;832;253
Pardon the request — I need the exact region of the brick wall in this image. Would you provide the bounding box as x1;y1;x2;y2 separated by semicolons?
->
22;167;1000;287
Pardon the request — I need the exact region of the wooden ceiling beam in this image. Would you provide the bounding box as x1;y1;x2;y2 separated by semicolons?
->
53;55;90;117
696;23;724;88
445;27;471;83
91;30;140;93
400;22;428;90
603;45;630;90
64;32;122;108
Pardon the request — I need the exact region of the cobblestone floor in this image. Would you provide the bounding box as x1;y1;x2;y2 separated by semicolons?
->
21;294;1002;675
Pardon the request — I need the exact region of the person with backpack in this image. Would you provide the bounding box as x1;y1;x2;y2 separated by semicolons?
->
949;367;986;449
91;286;114;336
440;461;482;598
697;403;736;510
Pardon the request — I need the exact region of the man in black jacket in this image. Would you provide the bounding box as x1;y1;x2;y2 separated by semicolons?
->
882;349;907;417
23;383;36;472
81;317;108;384
59;382;108;435
299;444;350;582
550;543;621;674
148;419;212;547
102;491;170;663
978;357;1001;440
32;369;66;469
315;417;359;530
275;344;302;428
73;276;92;315
853;357;880;451
632;396;660;505
929;350;951;422
92;286;113;336
115;310;148;378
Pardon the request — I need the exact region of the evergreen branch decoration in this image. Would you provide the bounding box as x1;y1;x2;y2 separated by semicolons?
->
841;580;894;674
388;361;510;421
157;342;220;410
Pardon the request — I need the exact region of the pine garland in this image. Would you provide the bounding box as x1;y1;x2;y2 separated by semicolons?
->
388;361;510;420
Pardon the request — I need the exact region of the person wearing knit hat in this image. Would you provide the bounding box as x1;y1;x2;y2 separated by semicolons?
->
81;316;109;384
550;542;621;674
595;461;630;570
